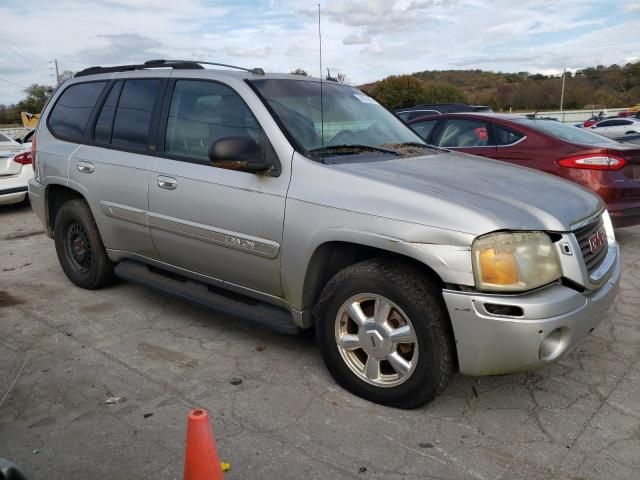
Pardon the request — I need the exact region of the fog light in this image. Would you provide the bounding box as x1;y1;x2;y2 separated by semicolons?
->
539;327;571;361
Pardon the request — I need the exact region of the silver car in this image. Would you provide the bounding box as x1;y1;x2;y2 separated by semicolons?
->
28;60;620;408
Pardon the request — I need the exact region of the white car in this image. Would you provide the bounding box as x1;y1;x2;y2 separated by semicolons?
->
0;131;33;206
589;117;640;138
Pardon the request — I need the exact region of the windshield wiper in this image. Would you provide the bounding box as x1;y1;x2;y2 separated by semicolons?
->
309;144;399;157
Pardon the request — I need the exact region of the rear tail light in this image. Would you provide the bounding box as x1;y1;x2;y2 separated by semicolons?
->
558;153;626;171
14;151;32;165
31;133;37;177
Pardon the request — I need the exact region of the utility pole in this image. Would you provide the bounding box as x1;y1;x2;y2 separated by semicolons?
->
559;67;566;112
54;59;60;84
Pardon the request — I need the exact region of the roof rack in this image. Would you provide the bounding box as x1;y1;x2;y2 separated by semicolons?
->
158;59;265;75
74;59;264;78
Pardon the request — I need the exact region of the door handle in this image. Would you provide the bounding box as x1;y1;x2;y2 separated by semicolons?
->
157;176;177;190
77;162;94;173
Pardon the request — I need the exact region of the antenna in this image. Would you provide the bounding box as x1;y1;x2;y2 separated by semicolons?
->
318;3;324;150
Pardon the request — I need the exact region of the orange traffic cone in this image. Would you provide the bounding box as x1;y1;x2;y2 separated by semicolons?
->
183;409;224;480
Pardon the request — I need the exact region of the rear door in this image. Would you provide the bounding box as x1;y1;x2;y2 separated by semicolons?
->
147;78;290;296
432;117;497;157
490;123;531;165
68;73;168;258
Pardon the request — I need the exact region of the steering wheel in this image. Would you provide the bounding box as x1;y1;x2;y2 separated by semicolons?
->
329;129;358;145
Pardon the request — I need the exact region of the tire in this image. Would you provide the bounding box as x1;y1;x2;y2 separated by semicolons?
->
53;199;115;289
314;258;455;409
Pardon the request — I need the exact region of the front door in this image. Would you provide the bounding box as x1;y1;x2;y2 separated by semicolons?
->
147;79;290;297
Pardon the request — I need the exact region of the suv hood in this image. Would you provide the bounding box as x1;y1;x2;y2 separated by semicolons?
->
329;151;602;234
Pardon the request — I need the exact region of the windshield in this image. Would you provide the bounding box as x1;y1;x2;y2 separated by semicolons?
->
513;118;620;145
0;132;13;142
249;79;426;157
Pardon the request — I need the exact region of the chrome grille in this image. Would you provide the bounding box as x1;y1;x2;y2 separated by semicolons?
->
574;216;608;275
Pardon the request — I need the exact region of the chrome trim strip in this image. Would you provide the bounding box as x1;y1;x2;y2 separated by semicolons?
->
148;212;280;259
445;136;528;149
589;245;617;284
99;201;147;227
496;135;528;148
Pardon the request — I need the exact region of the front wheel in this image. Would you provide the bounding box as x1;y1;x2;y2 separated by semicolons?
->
54;199;115;289
315;259;455;409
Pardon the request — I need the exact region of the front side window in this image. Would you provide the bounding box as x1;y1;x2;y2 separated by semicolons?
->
409;120;438;140
48;81;107;141
437;119;492;147
249;79;425;158
111;79;161;149
165;80;262;162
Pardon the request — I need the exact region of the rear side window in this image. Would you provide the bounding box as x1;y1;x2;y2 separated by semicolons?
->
94;81;123;144
494;125;524;145
48;82;107;141
111;79;161;149
164;80;262;162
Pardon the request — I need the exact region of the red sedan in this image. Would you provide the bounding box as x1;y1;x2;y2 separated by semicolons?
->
407;113;640;227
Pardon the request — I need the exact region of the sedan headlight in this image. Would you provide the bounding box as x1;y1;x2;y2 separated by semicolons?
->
472;231;561;292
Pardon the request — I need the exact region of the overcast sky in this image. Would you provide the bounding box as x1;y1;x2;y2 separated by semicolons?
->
0;0;639;104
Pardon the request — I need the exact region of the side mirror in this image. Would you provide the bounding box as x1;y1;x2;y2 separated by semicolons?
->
208;136;272;172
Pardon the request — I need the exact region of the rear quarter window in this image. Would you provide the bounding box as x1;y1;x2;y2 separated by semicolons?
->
48;82;107;142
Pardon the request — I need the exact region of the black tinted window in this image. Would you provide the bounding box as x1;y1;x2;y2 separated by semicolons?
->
111;79;161;149
494;125;524;145
48;82;107;141
438;119;492;147
165;80;262;161
94;81;123;144
410;120;437;140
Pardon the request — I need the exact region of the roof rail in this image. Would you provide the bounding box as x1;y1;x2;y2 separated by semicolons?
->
74;59;264;78
156;59;264;75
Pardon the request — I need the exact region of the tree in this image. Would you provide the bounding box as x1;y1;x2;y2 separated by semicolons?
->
16;84;54;114
59;70;75;82
370;75;428;110
423;84;467;103
291;68;308;76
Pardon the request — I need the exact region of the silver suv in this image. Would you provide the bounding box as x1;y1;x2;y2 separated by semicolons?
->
29;60;620;408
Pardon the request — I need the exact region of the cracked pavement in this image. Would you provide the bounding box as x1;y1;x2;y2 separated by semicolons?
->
1;202;639;479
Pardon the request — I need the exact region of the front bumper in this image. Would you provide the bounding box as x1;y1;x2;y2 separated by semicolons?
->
443;249;620;376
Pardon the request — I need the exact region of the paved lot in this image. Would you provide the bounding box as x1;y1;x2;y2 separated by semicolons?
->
1;202;639;480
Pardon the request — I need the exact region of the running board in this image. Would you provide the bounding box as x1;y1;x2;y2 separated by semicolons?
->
114;260;300;334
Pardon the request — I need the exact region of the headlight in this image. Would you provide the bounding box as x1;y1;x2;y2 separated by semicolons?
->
472;231;561;292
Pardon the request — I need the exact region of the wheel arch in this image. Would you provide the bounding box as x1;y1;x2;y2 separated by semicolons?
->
45;183;89;237
296;238;451;328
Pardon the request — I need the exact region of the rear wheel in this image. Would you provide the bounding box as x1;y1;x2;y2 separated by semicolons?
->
54;199;115;289
315;258;455;409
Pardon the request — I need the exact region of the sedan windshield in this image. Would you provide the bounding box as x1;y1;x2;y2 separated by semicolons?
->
513;118;620;145
249;79;427;158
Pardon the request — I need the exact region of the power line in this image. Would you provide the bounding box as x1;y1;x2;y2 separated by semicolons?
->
0;76;27;89
0;33;47;65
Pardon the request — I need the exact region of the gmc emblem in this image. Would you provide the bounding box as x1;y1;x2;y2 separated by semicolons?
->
588;227;606;254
